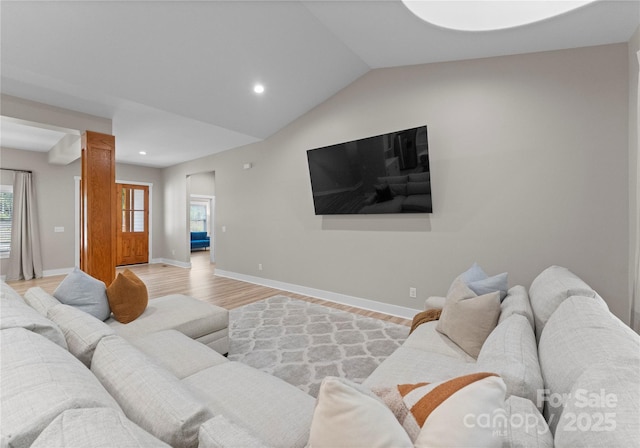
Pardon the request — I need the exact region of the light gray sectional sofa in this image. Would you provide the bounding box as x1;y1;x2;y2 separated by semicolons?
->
1;282;314;448
366;265;640;447
24;286;230;355
1;265;639;447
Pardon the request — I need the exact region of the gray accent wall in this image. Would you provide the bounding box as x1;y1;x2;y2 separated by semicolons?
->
164;44;632;322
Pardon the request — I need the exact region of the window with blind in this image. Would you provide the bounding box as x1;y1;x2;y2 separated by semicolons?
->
0;185;13;257
190;202;208;232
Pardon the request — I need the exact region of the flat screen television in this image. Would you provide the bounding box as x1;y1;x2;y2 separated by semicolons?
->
306;125;432;215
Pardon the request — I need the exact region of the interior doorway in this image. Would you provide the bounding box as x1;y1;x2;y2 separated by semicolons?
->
187;171;215;263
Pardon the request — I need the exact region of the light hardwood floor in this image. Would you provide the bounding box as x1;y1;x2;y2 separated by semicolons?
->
7;251;411;326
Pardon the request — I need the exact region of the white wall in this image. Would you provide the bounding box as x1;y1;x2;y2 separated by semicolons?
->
163;44;631;322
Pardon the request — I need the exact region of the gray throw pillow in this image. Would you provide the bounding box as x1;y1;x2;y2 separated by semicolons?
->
468;272;509;301
53;267;111;321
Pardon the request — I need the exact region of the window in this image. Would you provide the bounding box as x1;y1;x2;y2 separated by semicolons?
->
190;202;208;233
0;185;13;257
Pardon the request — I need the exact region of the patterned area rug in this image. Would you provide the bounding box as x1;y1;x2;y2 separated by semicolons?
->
228;296;409;397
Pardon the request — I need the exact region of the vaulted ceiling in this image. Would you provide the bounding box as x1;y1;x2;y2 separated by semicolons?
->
1;0;638;167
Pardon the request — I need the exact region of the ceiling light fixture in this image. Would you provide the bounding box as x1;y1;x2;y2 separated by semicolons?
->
253;83;265;94
401;0;596;32
139;151;147;155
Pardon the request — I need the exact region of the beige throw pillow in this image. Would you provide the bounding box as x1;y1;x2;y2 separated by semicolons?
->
436;278;501;358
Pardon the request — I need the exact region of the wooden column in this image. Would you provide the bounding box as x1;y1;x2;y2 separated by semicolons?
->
80;131;116;286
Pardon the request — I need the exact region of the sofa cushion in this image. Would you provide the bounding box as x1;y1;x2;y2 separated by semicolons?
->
1;328;121;448
408;172;430;182
31;408;170;448
363;346;478;390
106;294;228;342
401;321;476;362
538;295;640;433
131;329;228;379
554;364;640;448
47;303;115;367
401;194;432;212
53;267;111;321
477;314;543;408
499;285;534;330
407;181;430;195
528;265;596;341
106;269;149;323
436;278;501;358
198;415;271;448
0;282;67;349
91;335;212;448
501;395;553;448
23;286;61;316
183;361;315;448
378;175;409;185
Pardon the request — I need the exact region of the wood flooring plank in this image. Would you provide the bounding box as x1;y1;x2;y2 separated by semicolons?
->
6;251;411;326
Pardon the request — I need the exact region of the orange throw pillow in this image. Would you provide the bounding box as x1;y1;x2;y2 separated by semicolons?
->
107;269;148;323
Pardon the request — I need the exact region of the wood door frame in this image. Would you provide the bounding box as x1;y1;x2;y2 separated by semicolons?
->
75;177;153;267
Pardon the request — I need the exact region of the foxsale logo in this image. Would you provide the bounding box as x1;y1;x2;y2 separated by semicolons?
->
538;388;618;432
463;388;618;437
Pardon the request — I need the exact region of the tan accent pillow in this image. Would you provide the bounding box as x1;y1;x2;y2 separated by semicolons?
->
309;375;507;448
373;373;507;447
436;278;501;358
106;269;148;323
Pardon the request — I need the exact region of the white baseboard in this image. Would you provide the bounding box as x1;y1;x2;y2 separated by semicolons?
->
35;260;192;279
43;267;74;277
151;258;192;269
215;269;421;320
1;267;73;282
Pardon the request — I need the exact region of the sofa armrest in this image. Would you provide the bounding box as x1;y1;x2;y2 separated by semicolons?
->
424;296;445;310
199;415;269;448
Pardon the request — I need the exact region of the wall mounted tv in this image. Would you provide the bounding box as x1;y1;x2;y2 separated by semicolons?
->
306;125;432;215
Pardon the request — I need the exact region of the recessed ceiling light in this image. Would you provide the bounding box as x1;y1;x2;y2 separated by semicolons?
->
401;0;595;32
253;84;265;94
139;151;147;155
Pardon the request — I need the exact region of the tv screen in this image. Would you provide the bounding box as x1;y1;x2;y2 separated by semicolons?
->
306;125;432;215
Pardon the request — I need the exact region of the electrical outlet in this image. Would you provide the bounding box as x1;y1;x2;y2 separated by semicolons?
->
258;263;263;271
409;287;417;298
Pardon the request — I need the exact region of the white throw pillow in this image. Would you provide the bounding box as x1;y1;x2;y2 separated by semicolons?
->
309;377;412;448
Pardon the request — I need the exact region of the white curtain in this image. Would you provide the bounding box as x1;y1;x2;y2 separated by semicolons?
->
6;172;43;280
633;50;640;332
